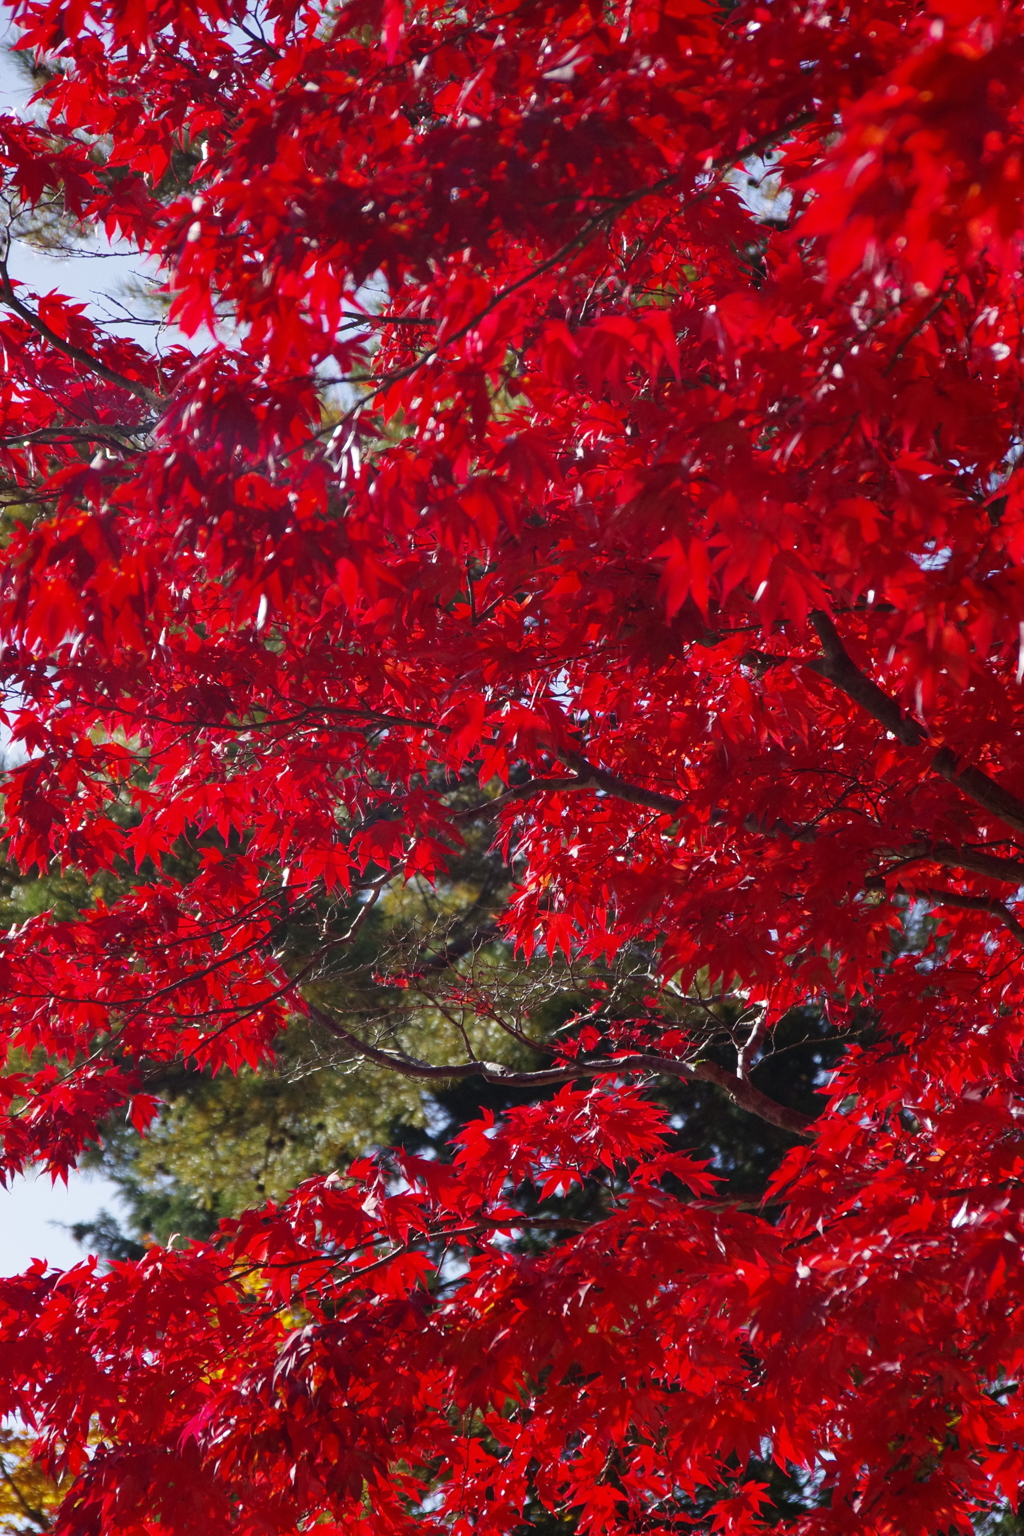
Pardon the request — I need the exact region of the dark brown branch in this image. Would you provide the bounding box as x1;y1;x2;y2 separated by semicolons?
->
0;259;163;412
931;749;1024;841
891;842;1024;887
916;886;1024;946
340;310;437;326
806;610;927;746
455;777;586;818
0;417;151;448
456;757;686;821
807;610;1024;845
559;750;687;815
0;422;152;449
307;1007;814;1137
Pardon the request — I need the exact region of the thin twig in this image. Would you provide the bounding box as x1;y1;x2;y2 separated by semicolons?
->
306;1005;814;1136
0;254;163;411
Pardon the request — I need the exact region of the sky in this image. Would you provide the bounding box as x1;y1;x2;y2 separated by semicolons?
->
0;26;174;331
0;34;141;1276
0;1169;125;1274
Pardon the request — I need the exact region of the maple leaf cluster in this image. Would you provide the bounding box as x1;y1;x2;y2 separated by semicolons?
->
0;0;1023;1534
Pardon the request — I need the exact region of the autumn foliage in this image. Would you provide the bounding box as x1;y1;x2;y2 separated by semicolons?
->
1;0;1024;1534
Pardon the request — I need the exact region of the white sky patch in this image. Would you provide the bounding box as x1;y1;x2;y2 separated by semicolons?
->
0;1167;126;1274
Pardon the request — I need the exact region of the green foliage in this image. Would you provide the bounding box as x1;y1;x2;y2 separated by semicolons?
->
0;1429;65;1535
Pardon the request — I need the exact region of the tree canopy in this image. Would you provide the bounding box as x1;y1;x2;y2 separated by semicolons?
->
1;1;1024;1535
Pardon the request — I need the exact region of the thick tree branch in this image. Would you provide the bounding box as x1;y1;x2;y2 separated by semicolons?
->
890;842;1024;886
307;1007;814;1137
916;886;1024;946
687;1055;814;1134
457;757;686;820
931;748;1024;841
807;610;1024;844
559;750;687;815
806;611;928;746
0;422;154;452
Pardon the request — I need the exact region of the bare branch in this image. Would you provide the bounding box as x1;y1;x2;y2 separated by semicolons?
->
306;1006;814;1137
736;1005;771;1081
415;920;501;971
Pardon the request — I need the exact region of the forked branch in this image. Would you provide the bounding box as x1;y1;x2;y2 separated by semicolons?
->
307;1005;814;1137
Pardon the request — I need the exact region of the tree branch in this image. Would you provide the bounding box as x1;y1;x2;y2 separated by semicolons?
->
0;422;153;450
559;750;687;815
736;1006;771;1081
455;777;588;818
931;748;1024;841
307;1007;814;1137
807;610;1024;844
0;258;163;412
916;886;1024;946
456;757;686;820
743;811;817;843
886;841;1024;886
741;789;1024;899
686;1054;814;1134
806;611;927;746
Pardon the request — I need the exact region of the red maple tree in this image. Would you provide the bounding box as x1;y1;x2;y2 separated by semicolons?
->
0;0;1023;1533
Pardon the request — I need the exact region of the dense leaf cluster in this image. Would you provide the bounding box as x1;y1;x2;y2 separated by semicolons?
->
0;2;1023;1536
